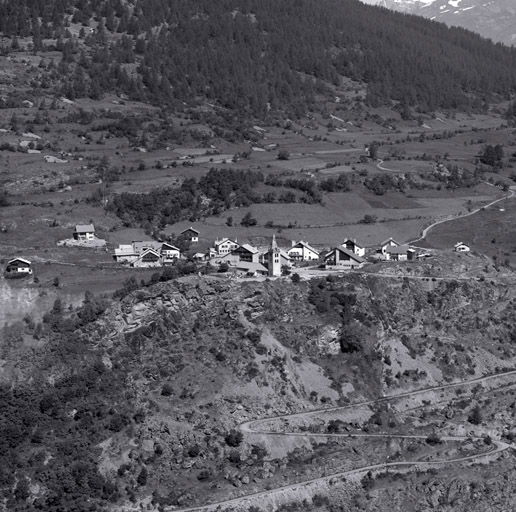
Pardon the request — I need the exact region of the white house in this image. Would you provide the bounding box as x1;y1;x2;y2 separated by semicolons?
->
379;237;400;255
213;238;240;256
454;242;470;253
341;238;365;257
287;241;320;261
73;224;95;241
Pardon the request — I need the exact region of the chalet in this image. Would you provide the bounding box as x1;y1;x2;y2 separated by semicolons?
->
341;238;365;257
324;247;365;269
213;238;240;256
5;257;32;274
232;244;260;263
287;241;320;262
454;242;470;253
385;245;416;262
136;248;162;267
73;224;95;241
379;237;400;255
160;242;181;262
181;227;200;243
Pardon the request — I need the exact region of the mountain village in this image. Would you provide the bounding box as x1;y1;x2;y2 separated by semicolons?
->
4;221;471;279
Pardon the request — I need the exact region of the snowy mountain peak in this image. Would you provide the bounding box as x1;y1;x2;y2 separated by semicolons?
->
359;0;516;46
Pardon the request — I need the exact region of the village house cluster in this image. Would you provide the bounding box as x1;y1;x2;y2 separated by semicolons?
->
4;221;472;279
110;227;456;278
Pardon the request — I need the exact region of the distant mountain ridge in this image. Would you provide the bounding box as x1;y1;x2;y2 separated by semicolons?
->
361;0;516;46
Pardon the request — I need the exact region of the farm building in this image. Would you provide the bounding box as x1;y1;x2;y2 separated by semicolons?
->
232;261;268;277
324;247;365;269
73;224;95;241
5;257;32;274
384;245;416;262
113;241;181;267
341;238;365;257
454;242;470;253
181;227;200;242
287;241;320;261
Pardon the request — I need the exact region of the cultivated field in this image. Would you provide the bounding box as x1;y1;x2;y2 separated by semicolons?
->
1;49;515;307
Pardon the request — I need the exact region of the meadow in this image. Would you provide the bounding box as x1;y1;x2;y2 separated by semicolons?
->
0;50;515;299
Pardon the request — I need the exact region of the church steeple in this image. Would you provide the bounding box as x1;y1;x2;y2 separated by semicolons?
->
267;235;281;276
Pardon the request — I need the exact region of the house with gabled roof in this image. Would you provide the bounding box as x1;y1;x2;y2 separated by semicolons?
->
379;237;400;255
213;238;240;256
324;247;365;269
341;238;365;257
181;227;200;243
232;261;269;277
5;257;32;275
160;242;181;262
287;241;320;262
454;242;470;253
73;224;95;241
232;244;260;263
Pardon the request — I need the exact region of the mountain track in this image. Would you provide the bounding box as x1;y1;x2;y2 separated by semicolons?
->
168;371;516;512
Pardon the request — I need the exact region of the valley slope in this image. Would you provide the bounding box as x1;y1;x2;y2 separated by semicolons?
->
3;259;516;511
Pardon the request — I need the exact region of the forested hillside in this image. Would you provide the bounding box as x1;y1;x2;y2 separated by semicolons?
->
2;0;516;116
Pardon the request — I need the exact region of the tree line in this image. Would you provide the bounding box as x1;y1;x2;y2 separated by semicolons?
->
2;0;516;116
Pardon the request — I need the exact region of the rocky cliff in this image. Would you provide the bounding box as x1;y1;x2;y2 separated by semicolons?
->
2;268;516;511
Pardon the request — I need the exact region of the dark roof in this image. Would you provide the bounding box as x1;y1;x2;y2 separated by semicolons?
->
386;244;410;254
181;227;200;235
325;247;365;263
7;257;31;266
74;224;95;233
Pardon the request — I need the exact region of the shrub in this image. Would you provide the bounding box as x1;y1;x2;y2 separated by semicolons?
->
136;467;148;486
225;429;243;447
161;383;173;396
425;432;442;445
468;404;483;425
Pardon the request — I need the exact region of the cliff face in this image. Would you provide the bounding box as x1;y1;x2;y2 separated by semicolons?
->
3;272;516;511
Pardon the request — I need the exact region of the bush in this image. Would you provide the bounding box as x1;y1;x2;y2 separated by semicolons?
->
241;212;257;227
225;429;243;447
161;383;173;396
425;432;442;445
277;149;290;160
468;404;483;425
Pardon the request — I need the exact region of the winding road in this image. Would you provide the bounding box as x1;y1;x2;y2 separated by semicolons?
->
376;158;515;244
171;371;516;512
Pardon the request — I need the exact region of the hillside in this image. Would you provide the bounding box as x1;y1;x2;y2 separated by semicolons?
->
4;259;516;511
1;0;516;117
